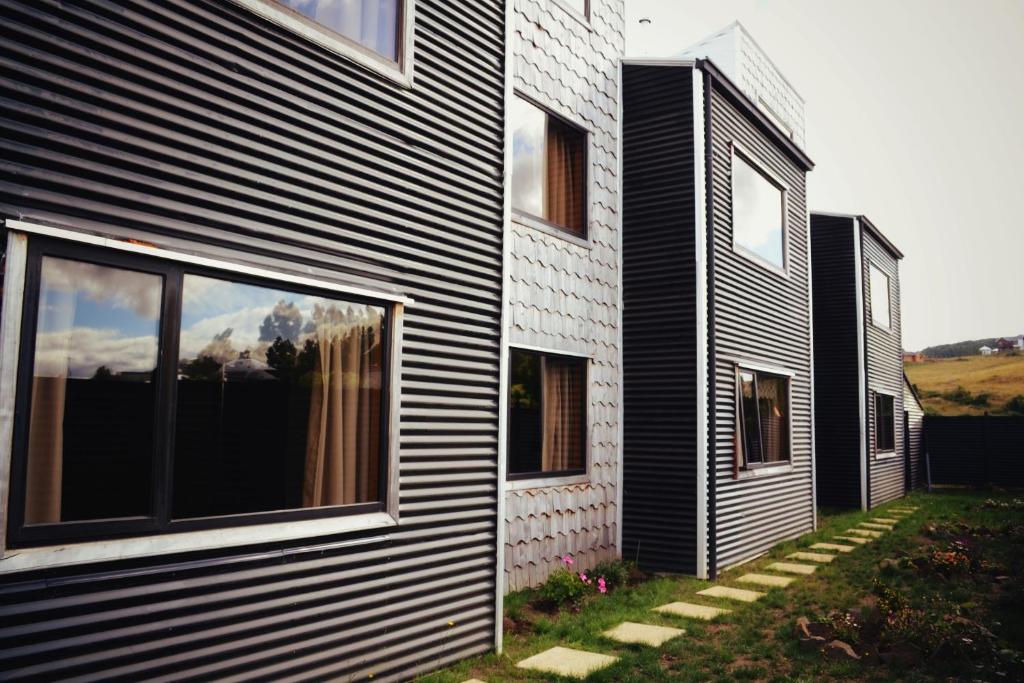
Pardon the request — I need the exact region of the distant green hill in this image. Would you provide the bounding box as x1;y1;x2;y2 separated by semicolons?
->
920;338;1000;358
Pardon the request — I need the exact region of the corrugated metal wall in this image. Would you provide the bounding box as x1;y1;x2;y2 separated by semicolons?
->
0;0;505;679
707;80;814;572
620;64;699;575
903;376;924;490
925;416;1024;487
861;228;905;507
809;214;863;509
503;0;624;593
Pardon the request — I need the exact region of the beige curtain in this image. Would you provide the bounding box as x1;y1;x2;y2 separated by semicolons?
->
24;376;66;524
541;360;583;472
546;121;584;235
302;305;382;507
758;377;788;463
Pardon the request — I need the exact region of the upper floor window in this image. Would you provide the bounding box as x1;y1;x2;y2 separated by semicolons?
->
8;238;391;547
237;0;413;85
511;95;588;237
869;263;891;329
736;367;791;467
731;148;787;271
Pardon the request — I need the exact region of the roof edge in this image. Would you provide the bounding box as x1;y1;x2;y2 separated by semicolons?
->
858;214;904;260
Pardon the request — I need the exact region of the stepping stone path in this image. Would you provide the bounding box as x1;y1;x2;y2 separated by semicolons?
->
811;542;855;552
846;528;883;537
872;517;899;524
516;646;618;679
788;551;836;563
834;536;871;544
860;522;894;530
767;562;817;575
737;573;795;588
698;585;765;602
460;679;486;683
654;601;730;620
603;622;685;646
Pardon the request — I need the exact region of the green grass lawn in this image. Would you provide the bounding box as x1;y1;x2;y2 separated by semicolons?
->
420;491;1024;682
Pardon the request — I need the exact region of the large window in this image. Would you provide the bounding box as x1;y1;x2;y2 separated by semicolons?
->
731;148;786;270
508;349;586;478
869;263;891;329
736;368;790;467
874;393;896;453
511;96;588;237
8;239;390;547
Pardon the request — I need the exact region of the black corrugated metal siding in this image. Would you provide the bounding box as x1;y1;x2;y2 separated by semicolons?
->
706;82;814;572
903;376;924;490
620;64;698;574
925;416;1024;487
809;214;862;509
0;0;505;680
861;228;905;507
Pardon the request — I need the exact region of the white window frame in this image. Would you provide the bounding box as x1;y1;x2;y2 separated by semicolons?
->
230;0;417;88
0;220;410;574
551;0;591;29
733;360;795;478
729;141;790;277
873;390;898;457
868;262;892;330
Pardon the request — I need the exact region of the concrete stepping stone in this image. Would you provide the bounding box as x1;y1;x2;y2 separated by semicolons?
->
697;585;765;602
872;517;899;524
787;551;836;563
654;601;731;620
516;646;617;679
460;680;486;683
834;536;871;544
602;621;685;646
767;561;817;575
860;522;894;530
846;528;883;537
890;508;916;513
737;573;795;588
811;542;855;553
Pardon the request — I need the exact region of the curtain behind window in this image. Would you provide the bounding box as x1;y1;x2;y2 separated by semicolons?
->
541;359;583;472
757;375;789;463
546;119;585;235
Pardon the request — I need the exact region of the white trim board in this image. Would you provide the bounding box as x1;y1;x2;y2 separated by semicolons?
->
692;67;710;581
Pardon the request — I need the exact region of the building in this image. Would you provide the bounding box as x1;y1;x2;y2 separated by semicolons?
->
0;1;506;679
996;337;1016;352
811;213;906;509
902;352;925;363
620;40;816;577
980;346;994;356
903;373;926;491
502;0;625;592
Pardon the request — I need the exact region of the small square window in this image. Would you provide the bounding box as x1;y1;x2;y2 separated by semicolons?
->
508;349;586;478
874;393;895;452
511;96;588;237
736;368;790;467
869;264;891;329
731;149;786;271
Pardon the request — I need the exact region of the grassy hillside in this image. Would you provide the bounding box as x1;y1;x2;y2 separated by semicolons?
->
905;353;1024;416
919;337;1000;358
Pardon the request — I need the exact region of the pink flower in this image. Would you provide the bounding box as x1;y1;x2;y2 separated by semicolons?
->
561;554;574;566
597;577;607;594
578;572;591;584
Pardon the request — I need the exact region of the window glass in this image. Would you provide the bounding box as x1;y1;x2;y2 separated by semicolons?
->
511;96;587;235
870;264;891;328
737;368;790;467
509;349;585;477
732;152;785;268
276;0;400;61
24;257;162;524
875;393;895;452
174;274;385;518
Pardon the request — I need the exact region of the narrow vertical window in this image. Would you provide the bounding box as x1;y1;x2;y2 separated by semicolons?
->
731;149;786;270
736;368;791;468
511;96;587;236
508;349;586;478
875;393;895;452
869;264;891;329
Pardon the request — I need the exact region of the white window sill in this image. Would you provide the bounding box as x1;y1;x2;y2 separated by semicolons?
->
875;451;899;460
512;211;592;250
735;462;794;480
0;511;397;575
506;473;590;491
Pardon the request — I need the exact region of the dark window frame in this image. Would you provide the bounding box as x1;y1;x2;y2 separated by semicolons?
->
874;392;896;454
729;143;790;276
506;348;588;481
511;92;590;240
7;237;392;549
735;366;792;470
868;262;892;330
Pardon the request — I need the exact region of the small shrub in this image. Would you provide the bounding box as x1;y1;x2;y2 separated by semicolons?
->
539;568;589;608
1005;395;1024;415
590;559;631;592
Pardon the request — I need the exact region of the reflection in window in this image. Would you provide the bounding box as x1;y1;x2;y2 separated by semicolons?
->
732;151;785;268
875;393;895;452
869;264;891;329
25;257;162;524
737;368;790;467
508;349;585;477
511;96;587;235
276;0;400;61
173;275;385;518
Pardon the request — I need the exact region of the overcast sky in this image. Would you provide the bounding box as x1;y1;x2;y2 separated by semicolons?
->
624;0;1024;351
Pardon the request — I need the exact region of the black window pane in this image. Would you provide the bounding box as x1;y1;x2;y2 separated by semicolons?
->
876;394;895;451
277;0;400;60
24;257;162;524
173;275;385;519
739;370;763;465
509;350;542;475
756;374;789;463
